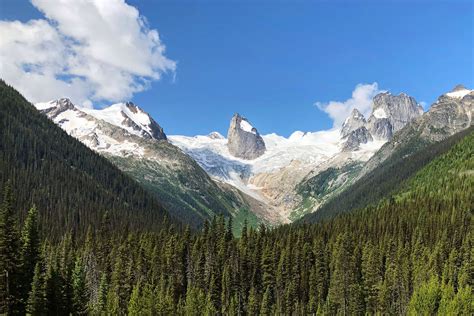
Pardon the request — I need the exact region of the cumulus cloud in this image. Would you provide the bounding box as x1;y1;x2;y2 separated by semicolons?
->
0;0;176;107
315;83;383;127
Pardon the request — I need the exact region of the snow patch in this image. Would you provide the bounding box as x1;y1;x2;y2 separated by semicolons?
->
35;100;56;110
82;103;153;138
446;89;472;99
373;108;388;119
240;119;256;134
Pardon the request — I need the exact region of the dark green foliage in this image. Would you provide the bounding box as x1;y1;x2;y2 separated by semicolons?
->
0;80;173;239
27;262;47;315
0;181;20;314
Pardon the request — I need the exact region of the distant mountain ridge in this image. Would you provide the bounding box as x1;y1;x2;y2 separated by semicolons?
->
171;90;427;221
32;84;473;225
34;97;265;231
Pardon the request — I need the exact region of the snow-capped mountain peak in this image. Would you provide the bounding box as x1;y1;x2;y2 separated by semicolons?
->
36;99;167;142
445;84;473;99
82;102;166;140
34;98;167;158
36;98;75;111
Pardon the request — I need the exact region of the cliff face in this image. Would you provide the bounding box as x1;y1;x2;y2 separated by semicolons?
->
227;113;266;160
367;92;424;140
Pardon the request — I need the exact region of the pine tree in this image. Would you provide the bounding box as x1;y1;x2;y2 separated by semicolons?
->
26;262;47;315
260;286;272;316
95;272;108;313
361;242;381;313
0;182;21;314
327;233;355;314
408;276;441;315
203;292;217;316
128;282;142;316
247;287;259;315
19;205;40;310
184;286;206;315
72;257;88;315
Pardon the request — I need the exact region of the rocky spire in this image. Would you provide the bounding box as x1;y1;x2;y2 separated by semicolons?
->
227;113;266;159
341;108;367;137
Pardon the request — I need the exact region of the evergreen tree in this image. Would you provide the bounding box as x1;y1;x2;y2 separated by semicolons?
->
260;286;272;316
19;205;40;310
95;272;108;313
408;276;441;315
0;182;21;314
328;233;355;314
26;262;47;315
184;286;206;315
128;282;143;316
72;257;88;315
361;242;381;313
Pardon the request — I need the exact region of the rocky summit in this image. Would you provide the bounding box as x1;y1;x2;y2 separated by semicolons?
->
227;113;266;159
341;108;367;137
367;92;424;140
417;85;473;141
339;92;423;151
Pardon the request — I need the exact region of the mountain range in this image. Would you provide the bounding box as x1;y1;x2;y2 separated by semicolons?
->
33;84;473;227
1;79;473;315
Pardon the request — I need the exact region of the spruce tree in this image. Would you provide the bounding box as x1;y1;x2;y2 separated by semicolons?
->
0;182;20;314
128;282;142;316
408;276;441;315
26;262;47;315
19;205;40;309
72;257;88;315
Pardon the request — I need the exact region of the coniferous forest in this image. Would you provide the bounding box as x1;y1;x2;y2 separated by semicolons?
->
1;120;472;314
0;81;174;239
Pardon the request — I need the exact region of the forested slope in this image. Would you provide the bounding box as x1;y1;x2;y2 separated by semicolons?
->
0;80;173;239
1;120;472;314
302;125;473;222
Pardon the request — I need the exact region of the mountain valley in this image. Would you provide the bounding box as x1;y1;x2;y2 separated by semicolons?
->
33;85;473;226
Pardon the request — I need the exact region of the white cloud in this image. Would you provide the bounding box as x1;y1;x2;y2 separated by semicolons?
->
0;0;175;106
315;83;383;127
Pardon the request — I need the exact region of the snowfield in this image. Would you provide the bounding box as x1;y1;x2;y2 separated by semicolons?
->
169;128;385;204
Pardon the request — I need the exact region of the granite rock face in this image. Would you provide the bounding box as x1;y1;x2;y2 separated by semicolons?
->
342;126;373;152
358;85;473;179
341;109;367;137
367;92;424;140
340;91;423;150
227;113;266;159
417;85;473;141
367;117;393;140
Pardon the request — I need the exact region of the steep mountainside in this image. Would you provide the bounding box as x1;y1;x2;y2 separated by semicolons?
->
360;85;473;178
0;80;172;237
301;125;473;222
35;98;263;229
300;86;473;222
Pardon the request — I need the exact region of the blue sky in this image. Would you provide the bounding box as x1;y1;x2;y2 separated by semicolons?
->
0;0;473;136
